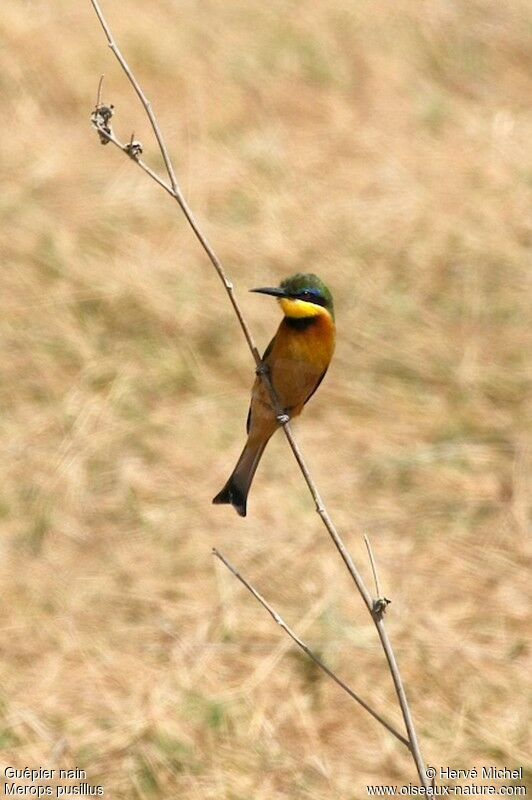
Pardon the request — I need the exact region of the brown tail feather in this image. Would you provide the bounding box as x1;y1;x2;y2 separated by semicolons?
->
212;437;269;517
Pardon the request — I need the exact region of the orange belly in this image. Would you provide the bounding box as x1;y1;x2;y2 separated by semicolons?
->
248;313;335;439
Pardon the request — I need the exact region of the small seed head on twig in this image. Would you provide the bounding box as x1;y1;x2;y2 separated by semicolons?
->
372;596;391;617
97;103;114;125
92;77;115;144
91;103;115;145
125;135;143;160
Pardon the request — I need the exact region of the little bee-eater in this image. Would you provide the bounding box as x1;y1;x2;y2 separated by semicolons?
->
213;273;335;517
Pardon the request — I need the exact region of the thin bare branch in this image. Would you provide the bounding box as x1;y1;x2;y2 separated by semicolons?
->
90;0;179;194
364;534;383;601
88;2;430;787
213;548;410;748
364;534;391;616
96;74;105;108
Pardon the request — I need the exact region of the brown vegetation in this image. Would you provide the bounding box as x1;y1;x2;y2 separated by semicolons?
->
1;0;530;797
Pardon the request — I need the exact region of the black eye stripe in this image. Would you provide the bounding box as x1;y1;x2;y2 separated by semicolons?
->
292;290;326;307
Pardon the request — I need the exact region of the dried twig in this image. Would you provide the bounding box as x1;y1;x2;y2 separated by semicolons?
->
88;0;430;786
213;548;409;748
96;74;105;108
364;534;391;615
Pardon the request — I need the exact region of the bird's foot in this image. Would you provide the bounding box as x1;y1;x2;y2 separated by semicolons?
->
255;361;270;376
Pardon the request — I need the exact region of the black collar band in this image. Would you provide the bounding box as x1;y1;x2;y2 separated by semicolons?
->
284;316;316;331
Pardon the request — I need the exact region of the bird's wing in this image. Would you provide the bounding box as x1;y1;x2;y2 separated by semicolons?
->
261;334;276;363
303;367;328;406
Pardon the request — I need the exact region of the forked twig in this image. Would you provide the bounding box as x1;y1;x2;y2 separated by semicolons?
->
88;0;430;786
213;549;409;747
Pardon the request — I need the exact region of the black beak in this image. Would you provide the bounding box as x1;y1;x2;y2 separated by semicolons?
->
250;286;287;298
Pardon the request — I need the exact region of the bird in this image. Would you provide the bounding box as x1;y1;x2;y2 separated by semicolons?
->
212;272;335;517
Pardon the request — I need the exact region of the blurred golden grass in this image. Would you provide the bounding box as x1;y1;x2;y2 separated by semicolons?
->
0;0;531;796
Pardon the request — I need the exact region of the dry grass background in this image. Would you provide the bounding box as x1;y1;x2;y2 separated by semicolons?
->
1;0;531;797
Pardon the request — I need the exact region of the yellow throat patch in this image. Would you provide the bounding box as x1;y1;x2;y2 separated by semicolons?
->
279;297;329;319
